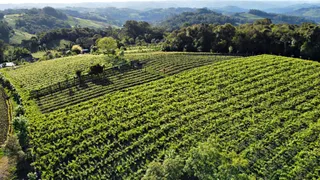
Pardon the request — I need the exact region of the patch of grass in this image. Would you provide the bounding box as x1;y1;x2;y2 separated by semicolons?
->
46;39;72;50
4;14;22;28
0;148;4;158
67;16;111;29
10;29;35;45
235;12;263;21
32;51;47;59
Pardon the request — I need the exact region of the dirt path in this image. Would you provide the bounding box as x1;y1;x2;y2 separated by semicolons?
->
0;156;9;180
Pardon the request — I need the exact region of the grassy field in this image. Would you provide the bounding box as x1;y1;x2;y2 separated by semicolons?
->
4;14;21;28
0;149;3;158
23;55;320;179
0;87;8;145
67;16;112;29
233;12;264;23
10;29;34;45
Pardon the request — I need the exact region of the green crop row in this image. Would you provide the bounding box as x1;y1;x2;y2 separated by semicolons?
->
26;55;320;179
28;53;237;112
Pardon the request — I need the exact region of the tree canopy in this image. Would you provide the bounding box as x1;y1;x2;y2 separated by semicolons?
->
162;20;320;61
96;37;118;54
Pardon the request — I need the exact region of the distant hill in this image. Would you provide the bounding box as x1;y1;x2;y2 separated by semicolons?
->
287;7;320;23
217;6;248;14
1;7;111;36
234;9;314;24
160;8;239;30
266;3;320;14
0;1;308;11
61;7;197;26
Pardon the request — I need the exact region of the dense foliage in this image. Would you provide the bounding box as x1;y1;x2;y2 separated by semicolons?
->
18;20;164;52
0;20;13;43
160;8;239;31
20;55;320;179
120;20;164;44
242;9;312;24
0;86;9;144
0;40;6;63
163;21;320;60
14;7;70;34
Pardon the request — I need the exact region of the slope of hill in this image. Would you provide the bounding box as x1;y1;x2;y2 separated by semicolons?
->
160;8;239;30
1;52;236;113
213;6;248;14
9;29;34;44
2;7;111;36
234;9;314;24
288;7;320;23
266;3;320;14
61;7;197;26
5;54;320;179
0;55;108;90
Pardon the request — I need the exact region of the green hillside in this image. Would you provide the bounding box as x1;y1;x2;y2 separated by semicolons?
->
1;52;236;113
66;16;112;29
2;8;111;45
160;8;239;30
234;9;313;24
12;54;320;179
288;7;320;22
0;55;108;90
10;29;34;44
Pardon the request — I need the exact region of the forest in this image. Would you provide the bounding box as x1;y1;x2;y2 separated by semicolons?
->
162;20;320;60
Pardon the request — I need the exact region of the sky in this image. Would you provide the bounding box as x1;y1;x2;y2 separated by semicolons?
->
1;0;319;4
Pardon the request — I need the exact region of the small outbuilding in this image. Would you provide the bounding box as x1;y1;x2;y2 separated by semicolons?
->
82;49;90;54
0;62;16;68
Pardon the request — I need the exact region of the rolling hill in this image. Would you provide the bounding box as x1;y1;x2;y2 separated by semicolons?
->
61;7;197;26
233;9;314;24
288;7;320;23
1;7;112;41
160;8;239;30
2;54;320;179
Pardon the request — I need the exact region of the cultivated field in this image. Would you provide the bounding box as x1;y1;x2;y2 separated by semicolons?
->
25;55;320;179
1;52;237;113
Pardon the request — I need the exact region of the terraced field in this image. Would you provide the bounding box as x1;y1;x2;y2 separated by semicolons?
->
128;53;234;75
1;53;236;113
27;55;320;179
37;69;162;113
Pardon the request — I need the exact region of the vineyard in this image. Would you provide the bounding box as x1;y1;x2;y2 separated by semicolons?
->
0;55;109;91
25;55;320;179
1;52;236;113
0;87;9;145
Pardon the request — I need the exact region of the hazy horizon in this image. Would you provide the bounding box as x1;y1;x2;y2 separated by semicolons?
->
1;0;319;4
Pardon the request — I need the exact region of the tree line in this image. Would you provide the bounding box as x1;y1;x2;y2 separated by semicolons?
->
162;19;320;61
